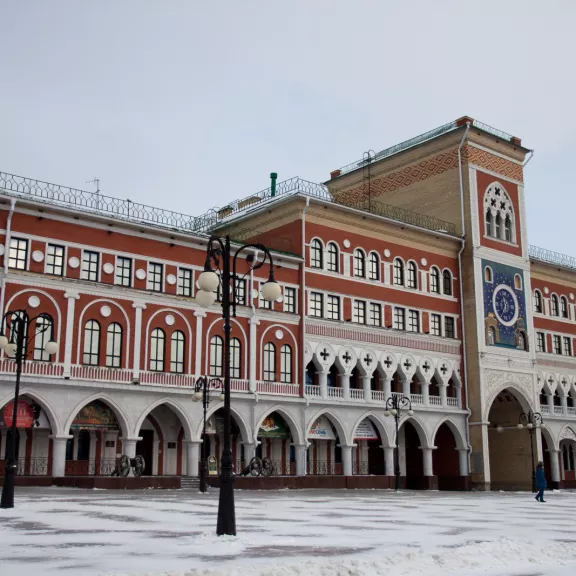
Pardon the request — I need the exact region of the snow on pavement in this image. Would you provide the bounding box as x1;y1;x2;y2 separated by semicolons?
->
1;487;575;576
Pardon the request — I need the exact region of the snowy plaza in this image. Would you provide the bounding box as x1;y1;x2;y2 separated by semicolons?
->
1;488;576;576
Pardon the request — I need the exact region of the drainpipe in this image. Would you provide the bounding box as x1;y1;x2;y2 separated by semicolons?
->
0;199;16;316
300;197;310;398
270;173;277;197
456;122;472;472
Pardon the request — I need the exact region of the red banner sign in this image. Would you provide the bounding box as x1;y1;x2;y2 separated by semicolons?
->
3;400;35;428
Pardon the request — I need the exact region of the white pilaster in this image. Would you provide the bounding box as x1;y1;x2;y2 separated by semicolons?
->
132;302;146;381
193;309;206;376
63;291;80;377
249;316;260;392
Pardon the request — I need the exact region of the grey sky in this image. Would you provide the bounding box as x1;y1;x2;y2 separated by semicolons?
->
1;1;574;254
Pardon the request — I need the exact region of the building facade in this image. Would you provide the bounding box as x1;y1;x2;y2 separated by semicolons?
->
1;116;575;490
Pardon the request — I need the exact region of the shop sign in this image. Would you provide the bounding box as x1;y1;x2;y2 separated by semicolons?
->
208;456;218;476
71;402;119;430
307;416;336;440
258;414;291;439
354;419;379;440
2;400;35;428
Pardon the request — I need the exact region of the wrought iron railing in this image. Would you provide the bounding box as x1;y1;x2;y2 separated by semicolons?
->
352;460;370;475
64;459;118;475
529;245;576;270
307;460;337;475
15;457;49;475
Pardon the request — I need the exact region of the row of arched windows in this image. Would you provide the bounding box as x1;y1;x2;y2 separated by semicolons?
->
534;290;569;319
484;183;515;243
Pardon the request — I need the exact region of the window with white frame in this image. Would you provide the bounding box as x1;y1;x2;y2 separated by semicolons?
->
327;242;339;272
534;290;543;313
407;261;417;289
284;287;296;313
45;244;65;276
407;309;419;332
368;252;380;281
82;320;100;365
149;328;166;371
33;315;53;361
326;295;340;320
551;295;559;316
485;266;493;283
444;317;455;339
280;344;292;383
368;303;381;327
353;300;366;324
561;296;569;319
514;274;522;291
209;335;223;376
553;335;562;354
537;332;546;352
105;323;123;368
309;292;323;317
485;210;493;236
260;287;272;309
115;257;132;287
443;270;452;296
235;278;246;305
430;267;440;293
177;268;193;297
393;258;404;286
147;262;163;292
81;250;99;282
484;183;515;242
430;313;441;336
310;239;323;268
170;330;185;373
393;307;405;330
264;342;276;381
354;249;366;278
8;238;28;270
230;337;241;378
563;336;572;357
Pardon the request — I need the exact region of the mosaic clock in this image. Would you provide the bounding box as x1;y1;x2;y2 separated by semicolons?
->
492;284;519;327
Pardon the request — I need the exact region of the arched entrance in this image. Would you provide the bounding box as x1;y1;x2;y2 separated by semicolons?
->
433;423;460;490
561;435;576;488
207;408;245;475
307;413;342;475
352;417;384;475
402;421;424;489
256;411;294;475
487;388;533;490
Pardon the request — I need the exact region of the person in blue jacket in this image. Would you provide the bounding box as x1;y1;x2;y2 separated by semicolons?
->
535;461;547;502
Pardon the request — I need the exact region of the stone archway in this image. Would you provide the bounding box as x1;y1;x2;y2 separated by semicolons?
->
432;422;461;490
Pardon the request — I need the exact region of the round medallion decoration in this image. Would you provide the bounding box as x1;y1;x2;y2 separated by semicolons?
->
68;256;80;269
544;287;549;295
136;269;147;280
571;293;575;301
165;314;175;326
32;250;44;263
383;249;391;258
0;245;5;256
166;274;177;285
28;295;40;309
100;305;112;318
421;258;427;266
492;284;519;327
275;329;284;340
343;239;351;248
103;262;114;274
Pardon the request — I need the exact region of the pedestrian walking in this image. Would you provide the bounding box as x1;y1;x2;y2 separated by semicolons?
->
535;461;547;503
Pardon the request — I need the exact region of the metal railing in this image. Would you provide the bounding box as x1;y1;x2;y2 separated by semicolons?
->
352;461;370;475
15;457;49;476
306;460;337;475
529;245;576;270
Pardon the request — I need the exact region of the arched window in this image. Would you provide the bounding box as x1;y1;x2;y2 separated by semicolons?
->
407;261;417;289
264;342;276;381
430;267;440;293
170;330;185;373
485;266;493;283
326;242;339;272
561;296;569;319
354;249;366;278
516;331;527;351
534;290;543;313
514;274;522;290
487;326;496;346
551;295;559;316
33;314;53;362
443;270;452;296
485;210;493;237
504;215;512;242
368;252;380;281
280;344;292;383
230;337;241;379
495;212;502;239
310;239;323;268
82;320;100;366
209;335;223;377
149;328;165;372
393;258;404;286
105;323;123;368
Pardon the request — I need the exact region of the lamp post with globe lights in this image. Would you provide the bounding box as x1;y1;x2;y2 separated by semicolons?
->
193;376;224;493
195;235;281;536
384;395;414;491
517;410;543;493
0;310;58;509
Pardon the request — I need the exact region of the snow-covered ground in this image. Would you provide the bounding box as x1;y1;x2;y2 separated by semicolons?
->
1;487;576;576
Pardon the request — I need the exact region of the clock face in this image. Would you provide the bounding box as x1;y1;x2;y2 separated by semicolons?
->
492;284;519;326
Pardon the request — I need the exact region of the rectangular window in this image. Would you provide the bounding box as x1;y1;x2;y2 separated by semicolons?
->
444;317;455;339
147;262;163;292
177;268;193;297
537;332;546;353
235;278;246;305
554;335;562;355
284;287;296;313
309;292;323;317
408;309;420;332
8;238;28;270
393;307;405;331
353;300;366;324
81;250;99;282
563;336;572;356
368;303;381;327
326;295;340;320
115;257;132;287
45;244;65;276
261;291;272;309
430;313;441;336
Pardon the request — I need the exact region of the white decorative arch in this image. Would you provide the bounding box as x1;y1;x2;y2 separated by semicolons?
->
255;405;304;445
486;382;534;416
204;317;248;376
379;351;398;377
0;388;62;436
400;414;431;449
134;398;194;440
259;323;299;383
199;403;251;444
305;408;350;447
431;417;467;450
483;181;515;242
351;411;392;448
76;299;131;368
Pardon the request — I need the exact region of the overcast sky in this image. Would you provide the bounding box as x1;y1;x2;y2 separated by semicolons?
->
1;1;574;254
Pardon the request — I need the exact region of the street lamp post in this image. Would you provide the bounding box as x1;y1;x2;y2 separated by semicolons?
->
192;376;224;493
384;394;414;492
517;410;543;493
0;310;58;509
196;235;281;536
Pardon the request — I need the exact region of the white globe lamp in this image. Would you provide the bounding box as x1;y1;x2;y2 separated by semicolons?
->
197;270;220;292
262;280;281;302
196;289;217;308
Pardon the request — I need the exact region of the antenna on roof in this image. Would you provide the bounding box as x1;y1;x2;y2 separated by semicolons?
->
86;177;101;210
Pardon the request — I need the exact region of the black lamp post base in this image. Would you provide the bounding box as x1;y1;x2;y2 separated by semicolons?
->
0;465;15;509
216;468;236;536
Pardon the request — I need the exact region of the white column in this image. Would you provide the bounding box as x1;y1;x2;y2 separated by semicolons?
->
535;427;544;462
362;376;371;401
318;371;328;399
63;291;80;377
339;374;350;401
401;377;409;397
249;316;259;392
132;302;146;381
422;382;430;406
341;445;353;476
458;448;469;476
550;449;561;484
295;444;307;476
72;431;79;460
422;447;434;477
560;395;568;415
193;310;205;376
186;440;201;477
439;383;448;407
153;440;160;475
384;447;395;476
243;442;256;462
382;375;391;400
121;437;139;476
547;393;554;411
51;435;72;477
455;386;463;409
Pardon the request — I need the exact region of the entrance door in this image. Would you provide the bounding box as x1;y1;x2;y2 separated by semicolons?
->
368;442;384;475
136;430;154;476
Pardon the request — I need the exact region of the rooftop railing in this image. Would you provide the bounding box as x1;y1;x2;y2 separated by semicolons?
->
529;245;576;270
